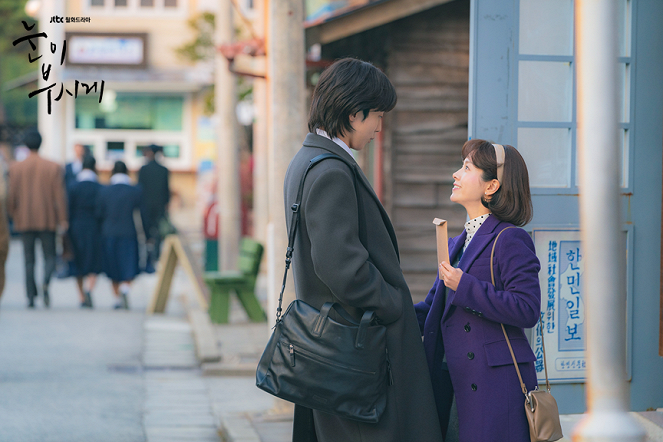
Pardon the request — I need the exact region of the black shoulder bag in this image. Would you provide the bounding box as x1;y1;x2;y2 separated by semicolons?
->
256;153;391;424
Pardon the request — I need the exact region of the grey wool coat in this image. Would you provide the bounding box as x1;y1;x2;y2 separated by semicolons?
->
283;133;443;442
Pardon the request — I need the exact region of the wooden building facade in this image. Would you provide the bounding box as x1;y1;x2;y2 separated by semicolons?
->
314;0;470;302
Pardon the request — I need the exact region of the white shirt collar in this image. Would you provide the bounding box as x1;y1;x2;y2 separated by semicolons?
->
316;129;354;159
76;169;98;183
110;173;132;185
463;213;491;251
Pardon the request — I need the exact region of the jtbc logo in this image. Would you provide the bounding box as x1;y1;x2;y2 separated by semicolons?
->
49;16;64;23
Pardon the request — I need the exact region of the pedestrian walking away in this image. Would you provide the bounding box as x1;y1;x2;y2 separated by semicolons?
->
415;139;541;442
64;143;90;191
68;155;103;308
283;58;443;442
8;129;68;309
97;161;142;310
138;143;170;271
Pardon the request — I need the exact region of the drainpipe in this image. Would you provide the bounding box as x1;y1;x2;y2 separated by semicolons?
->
573;1;644;440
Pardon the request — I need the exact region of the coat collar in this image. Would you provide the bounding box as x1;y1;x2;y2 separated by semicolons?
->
457;214;503;271
302;133;400;260
303;133;357;164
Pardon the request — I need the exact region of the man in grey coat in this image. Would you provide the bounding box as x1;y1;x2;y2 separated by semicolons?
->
284;58;443;442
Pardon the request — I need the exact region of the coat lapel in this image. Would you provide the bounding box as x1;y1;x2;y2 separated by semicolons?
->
441;215;504;322
302;133;401;259
457;214;502;272
440;231;466;321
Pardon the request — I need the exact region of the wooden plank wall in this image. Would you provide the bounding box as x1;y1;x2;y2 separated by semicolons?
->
386;0;470;302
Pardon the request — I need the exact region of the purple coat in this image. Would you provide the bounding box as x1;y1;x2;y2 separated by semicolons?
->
415;214;541;442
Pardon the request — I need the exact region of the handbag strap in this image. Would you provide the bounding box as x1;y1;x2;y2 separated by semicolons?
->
490;226;552;396
276;153;366;322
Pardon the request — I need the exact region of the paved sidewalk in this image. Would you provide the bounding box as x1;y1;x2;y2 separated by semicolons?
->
203;298;292;442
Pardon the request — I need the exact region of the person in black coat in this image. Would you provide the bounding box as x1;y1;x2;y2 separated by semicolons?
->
284;58;443;442
97;161;142;309
67;156;103;308
138;144;170;268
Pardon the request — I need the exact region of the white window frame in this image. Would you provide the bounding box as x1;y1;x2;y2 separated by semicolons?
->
68;90;194;172
514;0;634;194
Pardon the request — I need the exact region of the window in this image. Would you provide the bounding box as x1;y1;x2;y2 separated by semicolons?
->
107;141;125;160
75;94;183;131
74;92;189;170
516;0;633;191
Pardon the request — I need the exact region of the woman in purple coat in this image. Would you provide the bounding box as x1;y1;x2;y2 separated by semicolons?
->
415;139;541;442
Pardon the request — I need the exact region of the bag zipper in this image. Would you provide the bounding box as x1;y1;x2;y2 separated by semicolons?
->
285;341;377;375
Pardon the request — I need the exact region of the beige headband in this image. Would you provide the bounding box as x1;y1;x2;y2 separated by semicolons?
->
492;144;505;183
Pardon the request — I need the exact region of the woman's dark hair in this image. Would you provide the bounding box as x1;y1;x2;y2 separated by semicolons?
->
308;58;397;139
461;139;533;226
111;160;128;176
82;155;96;172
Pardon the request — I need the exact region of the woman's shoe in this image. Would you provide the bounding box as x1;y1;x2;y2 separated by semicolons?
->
84;291;93;308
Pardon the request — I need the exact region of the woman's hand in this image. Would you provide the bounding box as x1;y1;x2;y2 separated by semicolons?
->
439;262;463;291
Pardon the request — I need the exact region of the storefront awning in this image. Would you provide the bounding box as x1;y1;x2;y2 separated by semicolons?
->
62;67;213;92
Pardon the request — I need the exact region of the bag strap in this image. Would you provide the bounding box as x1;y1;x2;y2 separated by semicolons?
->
276;153;365;322
490;226;552;396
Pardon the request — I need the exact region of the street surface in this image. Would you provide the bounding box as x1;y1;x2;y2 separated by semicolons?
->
0;238;215;442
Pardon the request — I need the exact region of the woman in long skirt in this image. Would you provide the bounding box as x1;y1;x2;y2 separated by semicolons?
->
68;155;102;307
97;161;142;309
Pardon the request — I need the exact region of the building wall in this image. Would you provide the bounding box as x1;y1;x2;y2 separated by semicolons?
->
319;1;471;303
60;0;216;220
65;0;197;69
386;1;470;301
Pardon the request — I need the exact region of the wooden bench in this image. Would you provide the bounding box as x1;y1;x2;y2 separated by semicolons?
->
204;238;266;323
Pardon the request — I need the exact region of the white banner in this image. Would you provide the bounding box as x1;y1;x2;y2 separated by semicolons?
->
532;229;586;383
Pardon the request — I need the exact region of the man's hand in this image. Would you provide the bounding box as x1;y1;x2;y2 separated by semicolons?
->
439;261;463;291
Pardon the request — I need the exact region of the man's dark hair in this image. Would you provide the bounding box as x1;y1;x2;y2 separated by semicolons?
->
23;129;42;151
148;144;163;154
308;58;397;139
112;161;128;176
82;155;96;172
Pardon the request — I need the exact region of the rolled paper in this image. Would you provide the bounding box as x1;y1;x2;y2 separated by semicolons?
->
433;218;449;278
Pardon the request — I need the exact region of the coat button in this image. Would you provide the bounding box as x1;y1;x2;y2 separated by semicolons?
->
464;307;472;313
467;352;475;360
464;323;471;332
471;383;478;391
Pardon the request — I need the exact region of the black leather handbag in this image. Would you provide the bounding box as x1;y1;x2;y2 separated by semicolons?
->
256;153;391;424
